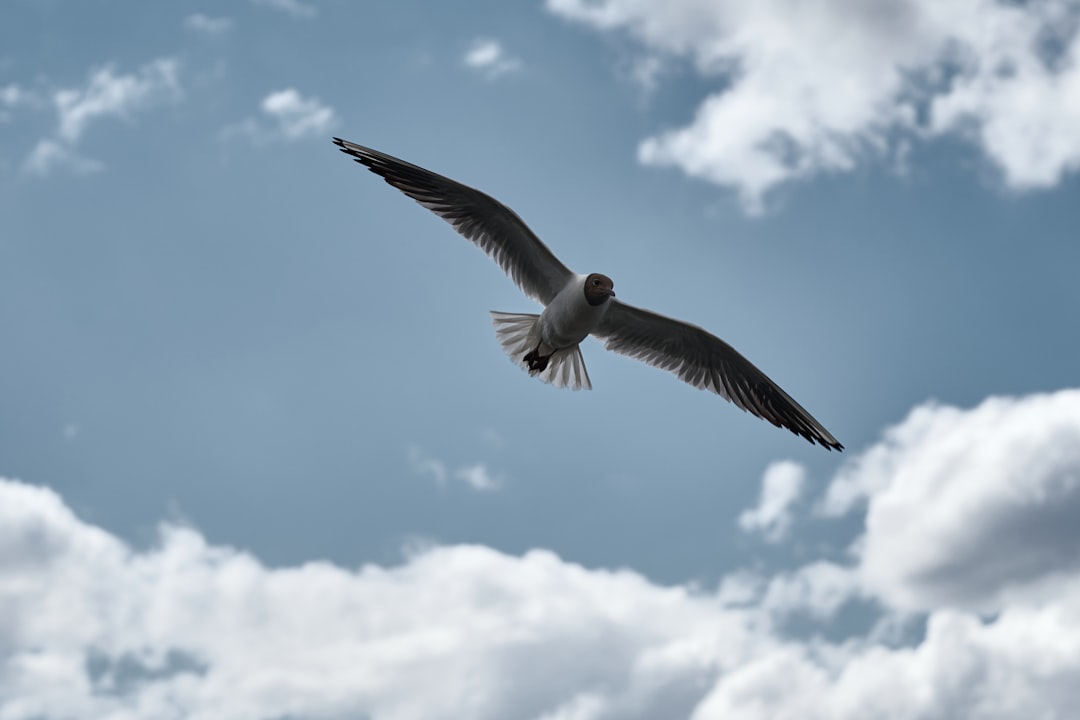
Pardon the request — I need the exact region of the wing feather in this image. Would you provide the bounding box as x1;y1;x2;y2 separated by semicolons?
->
333;138;573;305
595;300;843;450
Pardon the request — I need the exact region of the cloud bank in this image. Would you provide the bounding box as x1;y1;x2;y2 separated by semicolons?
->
3;388;1080;718
548;0;1080;212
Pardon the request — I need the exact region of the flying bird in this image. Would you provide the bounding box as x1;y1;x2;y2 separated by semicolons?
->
332;138;842;451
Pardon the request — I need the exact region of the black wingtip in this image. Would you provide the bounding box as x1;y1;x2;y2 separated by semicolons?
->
795;426;843;452
332;137;354;156
333;138;368;164
819;437;844;452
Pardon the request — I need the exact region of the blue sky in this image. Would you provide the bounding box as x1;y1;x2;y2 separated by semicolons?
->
3;1;1080;717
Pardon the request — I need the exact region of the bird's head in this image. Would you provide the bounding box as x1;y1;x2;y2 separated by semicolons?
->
584;273;615;306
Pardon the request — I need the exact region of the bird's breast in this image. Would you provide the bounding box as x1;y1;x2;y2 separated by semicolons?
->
537;275;610;350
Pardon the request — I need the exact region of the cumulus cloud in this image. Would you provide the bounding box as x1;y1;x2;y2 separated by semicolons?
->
821;389;1080;613
692;604;1080;720
183;13;234;35
0;478;754;719
223;88;338;144
760;561;860;621
22;58;182;176
464;38;523;79
5;465;1080;719
547;0;1080;213
738;460;805;542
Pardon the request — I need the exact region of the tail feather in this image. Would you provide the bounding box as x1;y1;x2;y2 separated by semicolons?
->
490;311;592;391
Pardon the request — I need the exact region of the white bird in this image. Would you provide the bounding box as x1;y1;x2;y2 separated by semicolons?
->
333;138;843;451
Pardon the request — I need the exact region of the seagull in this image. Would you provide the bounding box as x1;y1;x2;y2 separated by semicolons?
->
332;138;843;451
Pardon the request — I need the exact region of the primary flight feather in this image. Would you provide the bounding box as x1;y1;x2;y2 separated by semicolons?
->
332;137;843;451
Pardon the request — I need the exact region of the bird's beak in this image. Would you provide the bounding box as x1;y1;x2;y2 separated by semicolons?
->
608;288;616;297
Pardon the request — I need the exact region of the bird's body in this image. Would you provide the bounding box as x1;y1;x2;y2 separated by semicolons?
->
538;273;613;351
332;137;843;451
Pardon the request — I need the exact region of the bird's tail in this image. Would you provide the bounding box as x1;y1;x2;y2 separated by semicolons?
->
489;311;592;391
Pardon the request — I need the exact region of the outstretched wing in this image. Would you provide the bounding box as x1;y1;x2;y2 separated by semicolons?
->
333;138;573;306
595;300;843;450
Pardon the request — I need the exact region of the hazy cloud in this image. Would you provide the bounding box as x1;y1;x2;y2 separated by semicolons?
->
409;447;503;492
464;38;523;79
409;445;449;486
1;83;37;123
455;463;501;491
23;140;104;176
738;460;805;542
23;58;181;176
251;0;316;19
184;13;234;35
548;0;1080;213
1;83;24;106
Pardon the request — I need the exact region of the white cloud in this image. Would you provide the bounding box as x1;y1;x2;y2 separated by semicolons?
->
761;561;860;621
0;477;753;719
692;604;1080;720
251;0;316;19
409;447;503;492
464;38;523;79
6;384;1080;718
261;88;336;139
821;389;1080;614
54;58;181;145
224;88;338;144
5;467;1080;720
737;460;805;542
22;58;182;176
547;0;1080;213
184;13;234;35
